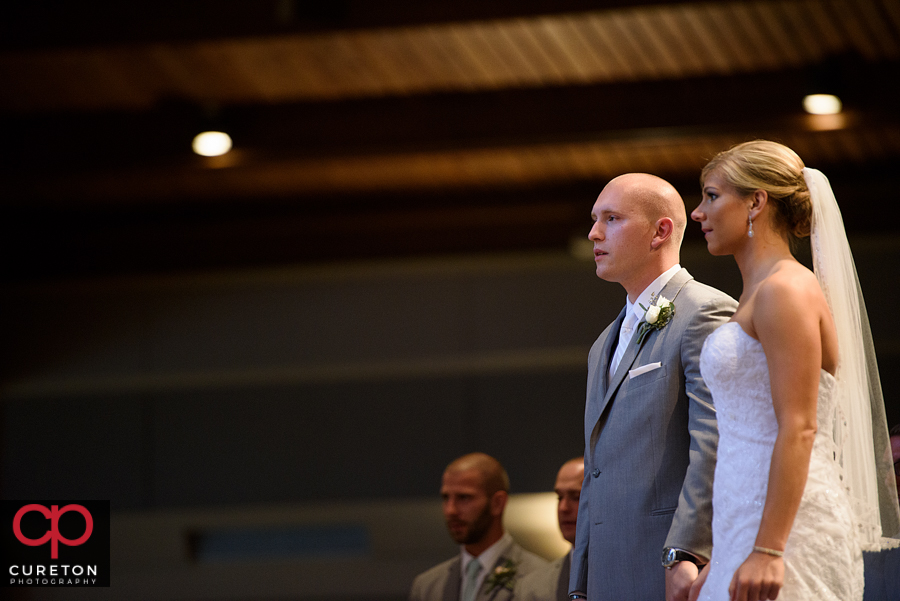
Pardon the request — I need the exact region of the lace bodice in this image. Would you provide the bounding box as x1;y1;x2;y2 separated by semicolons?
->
697;322;863;601
701;322;840;455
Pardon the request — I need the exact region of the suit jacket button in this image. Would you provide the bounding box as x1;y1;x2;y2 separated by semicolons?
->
592;469;601;477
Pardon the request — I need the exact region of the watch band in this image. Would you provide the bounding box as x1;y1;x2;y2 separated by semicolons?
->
661;547;706;569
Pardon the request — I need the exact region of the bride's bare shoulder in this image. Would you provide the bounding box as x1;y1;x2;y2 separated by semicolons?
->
756;261;825;312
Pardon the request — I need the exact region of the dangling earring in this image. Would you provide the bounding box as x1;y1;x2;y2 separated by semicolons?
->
748;214;754;238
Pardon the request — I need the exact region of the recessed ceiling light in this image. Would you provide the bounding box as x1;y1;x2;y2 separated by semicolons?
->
192;131;233;157
803;94;842;115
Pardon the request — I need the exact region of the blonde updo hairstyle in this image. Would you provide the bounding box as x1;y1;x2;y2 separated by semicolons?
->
701;140;812;243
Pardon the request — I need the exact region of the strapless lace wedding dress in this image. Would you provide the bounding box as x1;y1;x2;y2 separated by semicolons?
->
697;322;863;600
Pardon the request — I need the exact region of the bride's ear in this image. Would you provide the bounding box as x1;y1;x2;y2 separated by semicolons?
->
749;189;767;221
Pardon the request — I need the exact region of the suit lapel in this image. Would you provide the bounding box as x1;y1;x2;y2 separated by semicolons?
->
603;313;647;406
585;308;624;432
594;306;650;429
590;268;694;443
442;558;462;601
657;268;692;314
480;548;517;601
598;308;625;395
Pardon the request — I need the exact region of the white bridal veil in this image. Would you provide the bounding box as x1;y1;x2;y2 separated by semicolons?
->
805;167;900;550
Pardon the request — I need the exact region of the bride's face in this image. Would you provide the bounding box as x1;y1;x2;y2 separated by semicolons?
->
691;169;752;256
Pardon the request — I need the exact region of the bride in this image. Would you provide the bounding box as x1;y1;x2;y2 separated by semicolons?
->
687;140;900;600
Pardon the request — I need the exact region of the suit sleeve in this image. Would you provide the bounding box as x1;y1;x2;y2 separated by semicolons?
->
664;294;737;558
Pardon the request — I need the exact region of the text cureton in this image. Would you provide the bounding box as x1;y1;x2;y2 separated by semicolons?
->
9;564;97;576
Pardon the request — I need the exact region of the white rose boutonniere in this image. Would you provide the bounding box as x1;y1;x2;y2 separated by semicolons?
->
636;293;674;344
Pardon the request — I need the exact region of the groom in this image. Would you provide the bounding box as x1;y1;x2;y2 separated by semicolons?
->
569;174;737;601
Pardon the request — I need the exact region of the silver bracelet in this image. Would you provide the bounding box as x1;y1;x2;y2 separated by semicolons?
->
752;545;784;557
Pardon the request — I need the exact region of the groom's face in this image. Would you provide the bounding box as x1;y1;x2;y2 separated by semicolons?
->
589;183;655;287
441;468;495;545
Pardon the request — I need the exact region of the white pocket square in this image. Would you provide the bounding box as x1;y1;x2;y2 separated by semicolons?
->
629;362;662;379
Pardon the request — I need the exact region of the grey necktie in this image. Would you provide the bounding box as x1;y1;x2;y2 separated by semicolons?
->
609;309;638;377
462;558;482;601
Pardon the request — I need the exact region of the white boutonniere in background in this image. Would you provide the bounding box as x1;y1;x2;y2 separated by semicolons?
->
636;293;675;344
484;559;517;593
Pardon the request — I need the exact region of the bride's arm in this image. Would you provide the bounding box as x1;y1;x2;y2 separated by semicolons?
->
731;270;824;601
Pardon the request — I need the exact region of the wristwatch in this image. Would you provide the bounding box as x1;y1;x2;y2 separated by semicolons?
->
661;547;705;570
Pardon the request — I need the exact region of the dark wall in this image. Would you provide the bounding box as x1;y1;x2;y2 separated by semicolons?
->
0;253;603;509
1;239;897;511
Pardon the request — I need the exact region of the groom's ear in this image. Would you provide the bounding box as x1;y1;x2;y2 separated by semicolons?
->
650;217;674;250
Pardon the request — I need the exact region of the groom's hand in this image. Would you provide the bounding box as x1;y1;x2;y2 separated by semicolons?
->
688;563;710;601
665;560;700;601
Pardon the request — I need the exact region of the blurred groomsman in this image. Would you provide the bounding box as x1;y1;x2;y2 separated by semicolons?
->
517;457;585;601
409;452;547;601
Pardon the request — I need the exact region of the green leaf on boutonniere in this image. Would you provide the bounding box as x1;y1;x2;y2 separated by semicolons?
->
636;293;675;344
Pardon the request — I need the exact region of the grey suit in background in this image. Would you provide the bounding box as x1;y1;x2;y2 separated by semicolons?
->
570;268;737;600
409;537;547;601
516;553;571;601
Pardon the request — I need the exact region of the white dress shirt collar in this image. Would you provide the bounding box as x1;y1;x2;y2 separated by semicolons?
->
625;264;682;325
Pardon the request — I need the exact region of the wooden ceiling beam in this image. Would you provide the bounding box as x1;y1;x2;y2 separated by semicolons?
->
6;58;898;182
2;161;897;283
3;1;743;51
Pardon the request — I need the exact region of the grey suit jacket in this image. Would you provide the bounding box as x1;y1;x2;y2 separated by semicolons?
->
410;537;548;601
570;268;737;600
516;553;571;601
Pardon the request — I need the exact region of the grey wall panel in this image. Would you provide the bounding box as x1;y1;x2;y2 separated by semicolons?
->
150;379;471;507
472;370;588;494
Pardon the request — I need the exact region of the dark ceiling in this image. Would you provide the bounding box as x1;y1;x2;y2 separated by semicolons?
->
3;0;899;282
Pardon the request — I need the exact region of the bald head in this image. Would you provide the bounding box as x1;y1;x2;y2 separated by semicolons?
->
609;173;688;246
605;173;687;249
557;457;585;481
589;172;686;299
445;452;510;496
